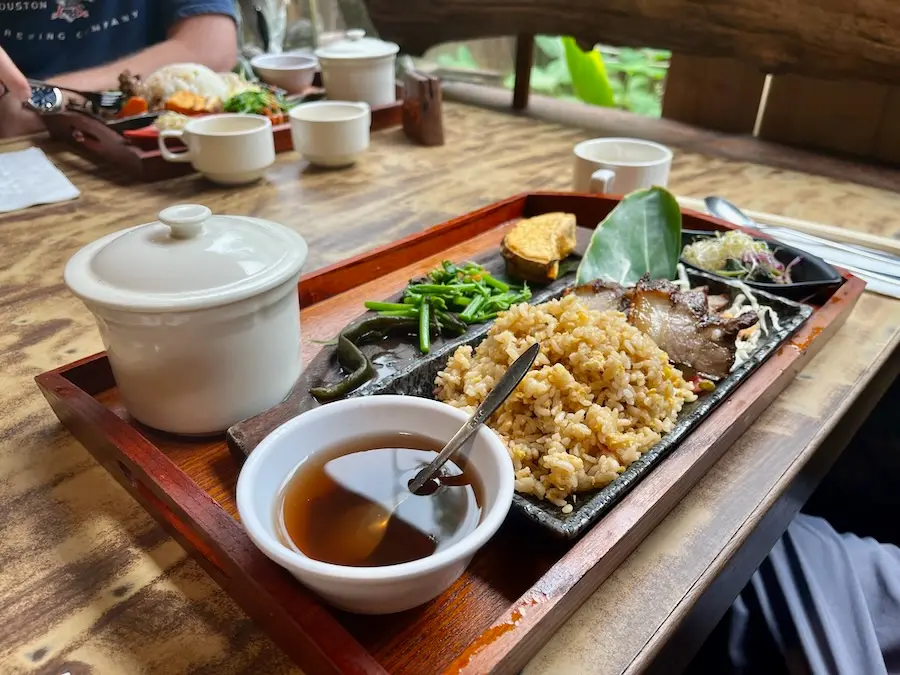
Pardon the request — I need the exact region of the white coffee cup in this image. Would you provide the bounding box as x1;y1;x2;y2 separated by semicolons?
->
573;137;672;194
289;101;371;168
158;114;276;185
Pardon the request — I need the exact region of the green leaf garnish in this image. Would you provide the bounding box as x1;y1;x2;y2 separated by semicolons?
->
575;187;682;286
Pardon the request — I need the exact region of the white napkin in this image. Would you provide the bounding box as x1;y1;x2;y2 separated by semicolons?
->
0;147;80;213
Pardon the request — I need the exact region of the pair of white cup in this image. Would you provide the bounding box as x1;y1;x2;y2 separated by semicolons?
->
157;102;370;184
573;137;672;194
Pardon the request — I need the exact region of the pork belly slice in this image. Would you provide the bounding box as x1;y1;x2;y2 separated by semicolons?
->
570;280;627;313
625;277;758;380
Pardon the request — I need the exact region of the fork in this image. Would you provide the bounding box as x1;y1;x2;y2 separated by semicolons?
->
27;79;123;111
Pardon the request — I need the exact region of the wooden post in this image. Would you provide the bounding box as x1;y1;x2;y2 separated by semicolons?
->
512;34;535;110
402;69;445;146
662;55;767;134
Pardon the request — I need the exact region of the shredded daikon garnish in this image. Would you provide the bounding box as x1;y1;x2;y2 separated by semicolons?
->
682;230;770;276
724;281;782;371
675;262;691;292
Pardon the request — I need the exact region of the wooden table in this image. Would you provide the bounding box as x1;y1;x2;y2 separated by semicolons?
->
1;101;898;675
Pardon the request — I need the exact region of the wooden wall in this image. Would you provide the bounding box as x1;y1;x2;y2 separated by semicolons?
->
662;56;900;164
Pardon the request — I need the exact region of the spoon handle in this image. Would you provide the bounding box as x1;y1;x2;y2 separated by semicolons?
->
408;342;540;494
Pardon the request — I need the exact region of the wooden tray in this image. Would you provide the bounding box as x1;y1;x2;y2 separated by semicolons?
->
41;86;403;182
35;193;865;675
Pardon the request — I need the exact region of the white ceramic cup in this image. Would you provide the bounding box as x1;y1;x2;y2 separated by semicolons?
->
573;137;673;194
236;395;514;614
289;101;370;168
158;114;276;185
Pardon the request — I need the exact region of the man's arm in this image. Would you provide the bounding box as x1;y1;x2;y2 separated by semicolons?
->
50;13;238;92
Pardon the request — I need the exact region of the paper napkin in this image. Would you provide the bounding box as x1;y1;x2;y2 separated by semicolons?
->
0;147;80;213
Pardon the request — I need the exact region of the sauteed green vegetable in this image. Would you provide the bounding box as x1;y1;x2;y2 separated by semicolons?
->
365;260;531;354
310;261;531;402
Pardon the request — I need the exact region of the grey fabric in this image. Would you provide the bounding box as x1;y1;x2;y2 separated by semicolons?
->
724;514;900;675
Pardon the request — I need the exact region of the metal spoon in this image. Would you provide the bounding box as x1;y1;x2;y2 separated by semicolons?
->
340;342;541;562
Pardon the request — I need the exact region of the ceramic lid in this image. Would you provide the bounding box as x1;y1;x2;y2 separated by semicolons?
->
314;29;399;61
64;204;308;312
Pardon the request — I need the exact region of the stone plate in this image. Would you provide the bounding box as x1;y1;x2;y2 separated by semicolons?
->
301;238;813;539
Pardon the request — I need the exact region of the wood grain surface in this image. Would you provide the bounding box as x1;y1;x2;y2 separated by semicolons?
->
363;0;900;85
2;102;900;675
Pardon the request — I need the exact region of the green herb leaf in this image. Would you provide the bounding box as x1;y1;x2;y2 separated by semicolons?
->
535;35;565;60
561;37;615;107
575;187;682;286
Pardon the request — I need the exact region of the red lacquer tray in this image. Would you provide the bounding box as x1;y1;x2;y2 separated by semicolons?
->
36;193;865;674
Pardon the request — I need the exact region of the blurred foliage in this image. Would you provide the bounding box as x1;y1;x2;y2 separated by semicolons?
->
436;36;669;117
602;46;669;117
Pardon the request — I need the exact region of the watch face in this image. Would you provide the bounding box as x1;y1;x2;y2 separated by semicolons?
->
27;85;62;113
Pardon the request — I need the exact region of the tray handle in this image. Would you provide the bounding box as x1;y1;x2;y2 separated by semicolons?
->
114;458;227;575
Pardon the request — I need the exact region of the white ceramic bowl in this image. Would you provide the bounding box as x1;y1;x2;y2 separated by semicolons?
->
289;100;370;167
236;395;514;614
250;54;317;93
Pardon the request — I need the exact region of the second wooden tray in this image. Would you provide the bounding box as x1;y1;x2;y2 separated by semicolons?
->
41;82;404;182
35;193;865;674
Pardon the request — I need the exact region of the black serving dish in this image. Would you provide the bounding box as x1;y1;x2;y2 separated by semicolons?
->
681;229;843;301
290;227;813;539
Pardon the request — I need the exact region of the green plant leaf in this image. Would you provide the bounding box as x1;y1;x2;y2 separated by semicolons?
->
625;89;662;117
644;65;668;81
644;48;672;62
436;53;459;67
529;65;561;94
575;187;682;285
535;35;565;60
455;45;479;69
561;37;615;107
544;58;572;85
626;74;651;94
617;47;646;65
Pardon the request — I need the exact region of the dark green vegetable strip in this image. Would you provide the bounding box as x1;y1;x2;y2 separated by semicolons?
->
436;309;467;335
377;309;419;318
481;274;510;292
310;335;374;402
419;300;431;354
408;283;479;294
364;301;411;311
343;316;418;343
460;295;484;322
311;317;419;401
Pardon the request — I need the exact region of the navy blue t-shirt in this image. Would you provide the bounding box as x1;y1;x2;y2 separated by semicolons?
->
0;1;236;79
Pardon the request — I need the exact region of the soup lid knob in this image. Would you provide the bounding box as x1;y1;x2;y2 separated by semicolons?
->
158;204;212;239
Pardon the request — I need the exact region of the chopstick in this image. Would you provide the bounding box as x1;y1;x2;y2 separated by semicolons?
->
676;196;900;257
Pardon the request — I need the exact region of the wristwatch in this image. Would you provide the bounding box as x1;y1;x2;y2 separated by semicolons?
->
24;84;63;113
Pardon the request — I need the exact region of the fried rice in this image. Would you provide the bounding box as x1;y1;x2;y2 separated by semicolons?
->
435;294;697;511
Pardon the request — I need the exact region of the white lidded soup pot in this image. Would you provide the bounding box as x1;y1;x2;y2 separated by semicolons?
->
64;204;308;435
314;29;399;107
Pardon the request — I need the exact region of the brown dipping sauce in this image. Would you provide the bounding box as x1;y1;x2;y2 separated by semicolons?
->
278;432;483;567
